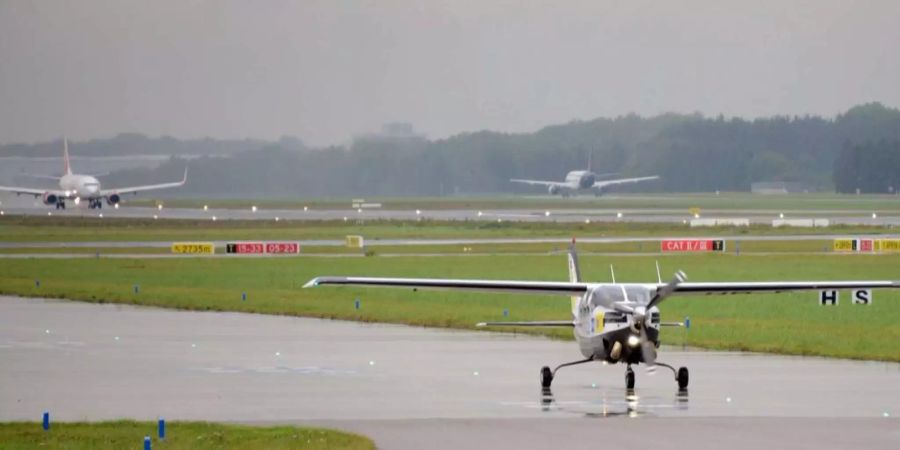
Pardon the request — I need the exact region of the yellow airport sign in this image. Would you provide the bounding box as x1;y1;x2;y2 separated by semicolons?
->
875;239;900;252
171;242;215;254
346;235;365;248
833;239;855;252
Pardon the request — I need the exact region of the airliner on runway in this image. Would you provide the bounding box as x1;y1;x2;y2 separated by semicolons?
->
512;171;658;197
511;154;658;197
0;139;188;209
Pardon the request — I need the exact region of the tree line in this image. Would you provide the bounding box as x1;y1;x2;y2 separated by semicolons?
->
30;103;900;197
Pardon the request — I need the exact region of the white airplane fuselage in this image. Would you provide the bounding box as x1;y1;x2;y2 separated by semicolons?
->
550;170;600;196
573;285;660;364
59;174;102;199
563;170;597;189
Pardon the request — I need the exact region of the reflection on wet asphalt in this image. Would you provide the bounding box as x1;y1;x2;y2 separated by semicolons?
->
530;385;688;418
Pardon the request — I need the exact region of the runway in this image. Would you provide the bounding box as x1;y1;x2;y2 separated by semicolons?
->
2;205;898;225
2;296;897;449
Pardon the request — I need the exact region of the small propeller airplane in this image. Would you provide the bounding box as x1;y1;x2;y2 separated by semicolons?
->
304;241;900;390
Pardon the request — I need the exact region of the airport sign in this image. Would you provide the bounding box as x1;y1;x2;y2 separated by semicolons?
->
226;241;300;254
226;242;265;254
660;239;725;252
266;242;300;254
171;242;215;254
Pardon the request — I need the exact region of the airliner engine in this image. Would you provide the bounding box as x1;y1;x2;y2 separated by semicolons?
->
42;192;58;206
548;185;560;195
107;193;120;206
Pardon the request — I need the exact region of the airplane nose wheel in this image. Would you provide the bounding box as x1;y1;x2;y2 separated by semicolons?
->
625;366;635;389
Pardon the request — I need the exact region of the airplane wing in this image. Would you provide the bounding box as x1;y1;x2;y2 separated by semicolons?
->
476;320;574;327
667;280;900;295
593;175;659;189
101;167;188;196
20;173;62;180
510;178;567;188
304;276;590;296
0;186;57;198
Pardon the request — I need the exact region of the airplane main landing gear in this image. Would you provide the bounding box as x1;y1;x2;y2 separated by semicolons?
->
539;359;689;390
677;367;689;390
652;362;690;390
540;366;553;388
539;357;594;388
55;201;66;210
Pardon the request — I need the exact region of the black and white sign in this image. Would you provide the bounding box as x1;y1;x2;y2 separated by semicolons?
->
818;290;839;306
851;289;872;305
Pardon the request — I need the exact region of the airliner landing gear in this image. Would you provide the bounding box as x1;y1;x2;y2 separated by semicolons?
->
625;365;635;389
540;357;594;388
56;201;66;210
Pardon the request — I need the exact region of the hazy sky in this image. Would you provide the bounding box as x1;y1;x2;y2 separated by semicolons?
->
1;0;898;145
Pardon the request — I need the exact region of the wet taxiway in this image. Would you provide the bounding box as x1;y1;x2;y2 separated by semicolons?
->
1;296;898;449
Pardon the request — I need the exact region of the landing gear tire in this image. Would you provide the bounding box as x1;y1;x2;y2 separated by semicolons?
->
625;368;635;389
677;367;689;389
540;366;553;388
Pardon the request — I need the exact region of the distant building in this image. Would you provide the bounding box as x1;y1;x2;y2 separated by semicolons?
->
751;181;811;194
381;122;416;137
353;122;426;142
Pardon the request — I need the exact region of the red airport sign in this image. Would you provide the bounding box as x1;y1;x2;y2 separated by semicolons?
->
226;242;265;254
661;239;725;252
859;239;874;252
226;241;300;254
266;242;300;254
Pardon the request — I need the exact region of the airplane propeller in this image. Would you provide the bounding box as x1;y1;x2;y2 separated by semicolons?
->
649;270;687;309
633;271;687;372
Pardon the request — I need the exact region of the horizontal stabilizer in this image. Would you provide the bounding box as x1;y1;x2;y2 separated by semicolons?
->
476;320;573;327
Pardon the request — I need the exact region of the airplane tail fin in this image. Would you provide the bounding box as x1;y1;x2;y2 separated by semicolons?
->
568;238;582;314
63;138;72;175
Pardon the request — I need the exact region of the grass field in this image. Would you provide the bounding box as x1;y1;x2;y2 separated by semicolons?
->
0;215;894;244
124;192;900;212
0;421;373;450
1;253;898;362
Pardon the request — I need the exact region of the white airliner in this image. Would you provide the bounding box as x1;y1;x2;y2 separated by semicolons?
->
0;139;188;209
511;155;658;197
512;171;659;197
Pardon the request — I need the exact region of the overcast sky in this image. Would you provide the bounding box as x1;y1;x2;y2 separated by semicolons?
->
1;0;898;146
